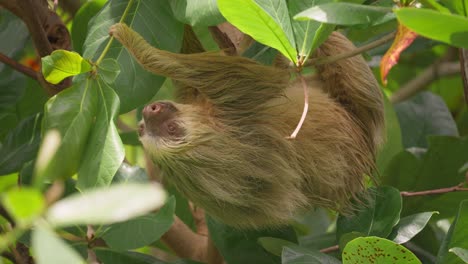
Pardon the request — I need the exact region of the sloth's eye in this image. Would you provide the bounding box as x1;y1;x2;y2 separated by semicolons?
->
167;122;177;135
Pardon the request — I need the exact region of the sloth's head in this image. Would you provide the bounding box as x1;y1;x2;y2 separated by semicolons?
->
138;101;219;162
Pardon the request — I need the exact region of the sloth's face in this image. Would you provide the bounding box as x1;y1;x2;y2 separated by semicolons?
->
138;101;185;139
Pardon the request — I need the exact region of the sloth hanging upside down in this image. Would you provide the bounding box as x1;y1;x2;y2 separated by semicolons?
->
109;23;385;229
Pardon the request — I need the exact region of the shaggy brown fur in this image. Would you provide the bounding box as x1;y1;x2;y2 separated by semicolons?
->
109;23;384;229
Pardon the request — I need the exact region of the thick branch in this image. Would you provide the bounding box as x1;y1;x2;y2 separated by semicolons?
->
390;61;461;104
208;25;237;56
400;183;468;197
161;216;208;262
308;32;396;66
0;53;38;80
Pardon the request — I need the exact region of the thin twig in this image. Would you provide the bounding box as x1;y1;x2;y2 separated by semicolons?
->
0;52;38;80
288;72;309;139
390;61;461;104
320;244;339;253
308;32;396;66
400;183;468;197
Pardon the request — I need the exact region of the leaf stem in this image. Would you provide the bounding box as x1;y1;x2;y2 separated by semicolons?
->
95;0;135;65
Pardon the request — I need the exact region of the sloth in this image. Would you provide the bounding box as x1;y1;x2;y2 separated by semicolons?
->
109;23;384;229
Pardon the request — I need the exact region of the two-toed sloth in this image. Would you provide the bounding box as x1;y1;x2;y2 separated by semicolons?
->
110;23;384;229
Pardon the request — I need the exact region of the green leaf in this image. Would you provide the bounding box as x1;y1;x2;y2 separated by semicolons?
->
217;0;298;64
440;0;468;16
342;237;421;264
2;187;44;226
388;212;438;244
41;50;92;84
395;92;459;149
383;137;468;218
94;248;169;264
170;0;225;26
46;183;166;227
102;196;175;250
396;8;468;48
258;237;297;256
0;9;30;72
112;163;148;184
288;0;335;61
449;247;468;263
207;215;297;264
32;223;86;264
0;114;41;176
282;245;341;264
437;200;468;264
41;79;98;180
98;58;121;84
336;186;402;240
71;0;107;54
77;79;124;190
294;3;392;26
83;0;184;113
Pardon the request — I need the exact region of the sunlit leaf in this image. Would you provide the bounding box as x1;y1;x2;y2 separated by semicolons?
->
218;0;298;63
294;3;392;26
2;187;44;226
41;50;92;84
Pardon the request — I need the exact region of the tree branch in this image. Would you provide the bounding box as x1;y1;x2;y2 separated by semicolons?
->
0;52;38;80
307;32;396;66
400;183;468;197
390;61;461;104
320;245;339;253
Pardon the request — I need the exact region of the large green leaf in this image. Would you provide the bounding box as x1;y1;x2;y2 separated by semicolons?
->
207;216;297;264
336;186;402;240
396;8;468;48
46;183;166;227
71;0;107;54
282;245;341;264
77;79;124;190
0;114;41;176
170;0;225;26
41;50;92;84
41;79;98;180
83;0;184;113
288;0;335;61
294;2;392;26
388;212;437;244
32;223;86;264
342;237;421;264
440;0;468;15
217;0;298;63
437;200;468;264
395;92;459;149
101;196;175;250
